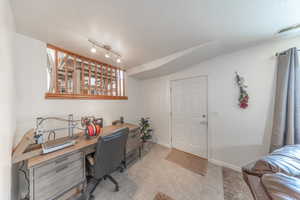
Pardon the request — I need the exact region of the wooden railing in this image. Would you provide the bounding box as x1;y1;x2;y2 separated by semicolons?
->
45;44;127;100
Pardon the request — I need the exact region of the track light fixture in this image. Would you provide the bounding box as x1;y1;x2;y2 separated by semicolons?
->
88;38;122;63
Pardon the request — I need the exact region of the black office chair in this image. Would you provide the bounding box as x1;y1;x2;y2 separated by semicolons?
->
85;127;129;200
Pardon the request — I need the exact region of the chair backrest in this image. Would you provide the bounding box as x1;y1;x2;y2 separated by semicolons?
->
94;127;129;179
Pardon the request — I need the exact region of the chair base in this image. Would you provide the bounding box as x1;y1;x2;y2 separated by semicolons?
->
104;175;119;192
86;174;120;199
87;194;95;200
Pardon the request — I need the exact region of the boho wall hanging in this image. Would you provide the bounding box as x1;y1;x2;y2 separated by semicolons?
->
235;72;249;109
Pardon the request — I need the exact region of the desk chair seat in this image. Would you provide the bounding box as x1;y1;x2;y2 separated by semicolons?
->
85;127;129;199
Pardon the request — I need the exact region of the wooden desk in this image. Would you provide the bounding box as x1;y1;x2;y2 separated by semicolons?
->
13;123;139;200
13;123;139;167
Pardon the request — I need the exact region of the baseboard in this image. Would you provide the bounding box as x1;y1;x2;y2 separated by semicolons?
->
209;158;241;172
153;141;241;172
153;141;171;148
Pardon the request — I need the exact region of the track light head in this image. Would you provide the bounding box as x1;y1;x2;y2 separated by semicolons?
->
105;53;110;58
90;46;96;53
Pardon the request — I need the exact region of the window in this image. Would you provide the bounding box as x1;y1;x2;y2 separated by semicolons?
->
45;44;127;100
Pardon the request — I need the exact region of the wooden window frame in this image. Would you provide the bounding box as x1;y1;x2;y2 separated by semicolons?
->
45;44;128;100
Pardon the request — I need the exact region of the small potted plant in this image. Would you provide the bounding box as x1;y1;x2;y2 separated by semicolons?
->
139;117;153;151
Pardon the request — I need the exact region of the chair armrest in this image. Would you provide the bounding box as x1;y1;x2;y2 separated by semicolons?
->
242;172;271;200
86;155;95;166
262;173;300;200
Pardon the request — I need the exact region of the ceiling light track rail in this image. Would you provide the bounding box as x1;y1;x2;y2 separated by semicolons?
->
88;38;122;63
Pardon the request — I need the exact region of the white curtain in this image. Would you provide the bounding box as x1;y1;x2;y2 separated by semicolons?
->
270;47;300;151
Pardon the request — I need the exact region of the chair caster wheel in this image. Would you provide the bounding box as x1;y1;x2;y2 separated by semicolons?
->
115;187;119;192
88;195;95;200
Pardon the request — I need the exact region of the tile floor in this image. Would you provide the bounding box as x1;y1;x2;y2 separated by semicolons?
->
93;144;224;200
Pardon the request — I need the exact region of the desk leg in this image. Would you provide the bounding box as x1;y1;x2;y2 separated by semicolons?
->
123;149;127;169
29;167;34;200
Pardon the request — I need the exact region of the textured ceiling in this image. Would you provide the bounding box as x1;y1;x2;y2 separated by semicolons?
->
12;0;300;70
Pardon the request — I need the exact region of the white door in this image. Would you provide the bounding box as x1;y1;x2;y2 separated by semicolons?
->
171;76;208;158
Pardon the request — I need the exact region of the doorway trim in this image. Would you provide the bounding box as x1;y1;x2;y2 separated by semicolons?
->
169;75;210;159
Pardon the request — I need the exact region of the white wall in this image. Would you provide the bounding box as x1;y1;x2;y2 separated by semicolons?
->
141;36;300;170
14;33;143;146
0;0;16;199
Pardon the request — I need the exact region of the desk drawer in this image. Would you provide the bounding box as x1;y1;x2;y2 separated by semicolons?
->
35;159;83;188
35;164;84;200
127;129;141;153
32;152;84;200
34;152;82;179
